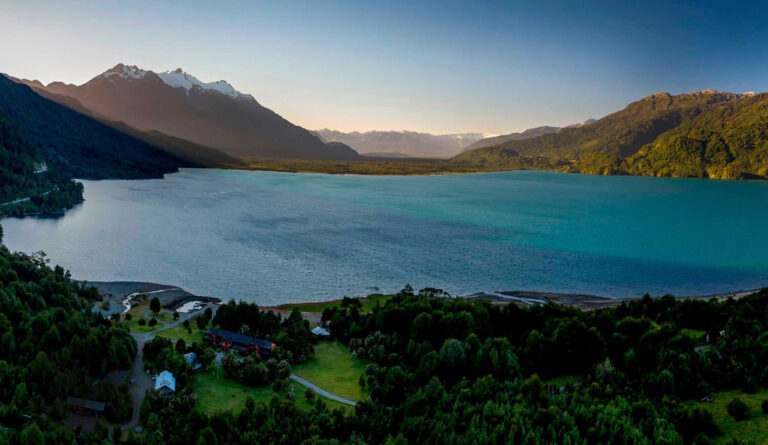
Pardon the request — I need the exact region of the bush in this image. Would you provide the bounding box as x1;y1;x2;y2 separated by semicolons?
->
305;387;316;403
138;319;146;326
124;313;132;321
727;397;749;421
148;318;158;327
762;400;768;414
272;378;287;393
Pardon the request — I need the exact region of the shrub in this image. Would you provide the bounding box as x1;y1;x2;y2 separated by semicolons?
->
762;400;768;414
727;397;749;421
138;319;146;326
305;387;316;403
148;318;158;327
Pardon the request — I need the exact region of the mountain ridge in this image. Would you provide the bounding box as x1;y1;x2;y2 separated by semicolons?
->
452;89;768;179
31;64;360;161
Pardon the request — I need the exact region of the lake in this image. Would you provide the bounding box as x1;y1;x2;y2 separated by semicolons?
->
3;169;768;305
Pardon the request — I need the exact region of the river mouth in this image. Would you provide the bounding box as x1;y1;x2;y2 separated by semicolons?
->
3;168;768;305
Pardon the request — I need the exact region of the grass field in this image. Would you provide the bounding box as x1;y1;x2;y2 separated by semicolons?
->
292;341;368;402
191;367;351;414
684;389;768;444
122;302;164;332
544;375;580;387
155;319;209;344
280;294;394;314
241;158;495;176
680;328;706;339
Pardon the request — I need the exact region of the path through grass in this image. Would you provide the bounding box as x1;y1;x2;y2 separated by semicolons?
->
292;341;368;402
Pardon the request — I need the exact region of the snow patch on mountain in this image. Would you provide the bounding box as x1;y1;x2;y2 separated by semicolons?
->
157;68;251;99
101;64;147;80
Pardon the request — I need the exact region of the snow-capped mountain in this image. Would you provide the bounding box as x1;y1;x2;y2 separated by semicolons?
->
41;64;359;160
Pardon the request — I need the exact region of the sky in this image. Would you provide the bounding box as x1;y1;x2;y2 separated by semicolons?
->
1;0;767;135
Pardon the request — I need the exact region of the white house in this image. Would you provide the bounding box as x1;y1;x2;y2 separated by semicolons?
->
311;326;330;338
154;370;176;395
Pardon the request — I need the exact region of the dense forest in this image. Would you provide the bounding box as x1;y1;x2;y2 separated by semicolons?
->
0;231;137;443
6;280;764;444
0;110;84;216
453;90;768;179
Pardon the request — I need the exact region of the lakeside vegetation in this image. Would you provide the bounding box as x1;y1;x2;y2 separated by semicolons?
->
108;287;768;444
0;110;84;216
242;157;498;175
279;293;394;313
3;228;768;443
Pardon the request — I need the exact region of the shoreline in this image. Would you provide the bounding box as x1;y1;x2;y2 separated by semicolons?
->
88;280;765;313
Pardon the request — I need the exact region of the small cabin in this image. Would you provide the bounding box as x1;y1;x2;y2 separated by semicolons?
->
154;370;176;395
311;326;331;338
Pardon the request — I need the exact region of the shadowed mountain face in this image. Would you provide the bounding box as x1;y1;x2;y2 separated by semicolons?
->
314;129;483;158
0;74;185;179
38;64;360;160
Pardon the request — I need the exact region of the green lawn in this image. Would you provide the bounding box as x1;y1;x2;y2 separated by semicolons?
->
544;375;580;387
191;367;351;414
155;320;209;344
684;389;768;444
680;328;706;339
119;300;177;333
292;341;368;402
280;294;394;314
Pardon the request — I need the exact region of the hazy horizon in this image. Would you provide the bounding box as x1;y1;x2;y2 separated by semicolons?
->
3;0;768;135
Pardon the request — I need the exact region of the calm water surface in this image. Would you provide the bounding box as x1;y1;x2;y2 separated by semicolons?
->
3;169;768;305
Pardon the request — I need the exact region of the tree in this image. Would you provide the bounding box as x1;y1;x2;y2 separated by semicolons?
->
150;297;161;313
20;423;44;445
727;397;749;421
222;353;240;379
438;339;466;380
305;387;316;403
276;360;292;379
200;349;216;369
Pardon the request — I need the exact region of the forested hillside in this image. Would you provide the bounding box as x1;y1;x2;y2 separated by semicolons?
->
0;110;83;216
0;233;136;442
0;75;187;180
626;92;768;179
452;90;768;179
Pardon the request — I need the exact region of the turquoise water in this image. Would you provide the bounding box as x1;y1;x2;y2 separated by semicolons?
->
3;169;768;304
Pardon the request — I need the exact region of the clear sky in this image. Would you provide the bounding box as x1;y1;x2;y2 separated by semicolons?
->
1;0;767;134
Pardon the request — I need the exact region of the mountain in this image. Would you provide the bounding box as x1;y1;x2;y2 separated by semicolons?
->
626;92;768;179
452;90;751;176
465;126;562;151
37;64;360;160
465;120;597;151
10;76;242;168
0;74;186;179
314;129;483;158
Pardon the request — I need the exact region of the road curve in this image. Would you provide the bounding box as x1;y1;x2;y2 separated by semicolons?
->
289;374;357;406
